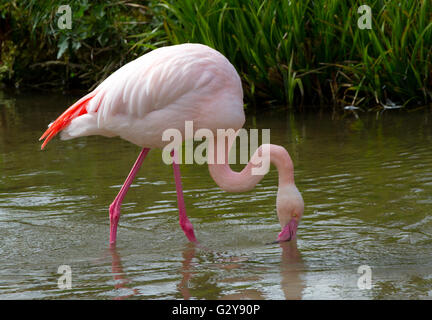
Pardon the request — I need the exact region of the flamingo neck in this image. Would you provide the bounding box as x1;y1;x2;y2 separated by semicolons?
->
207;136;295;193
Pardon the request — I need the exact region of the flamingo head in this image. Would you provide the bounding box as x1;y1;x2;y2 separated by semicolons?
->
275;184;304;243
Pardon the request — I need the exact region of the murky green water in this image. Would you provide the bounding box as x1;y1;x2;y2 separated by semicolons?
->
0;90;431;299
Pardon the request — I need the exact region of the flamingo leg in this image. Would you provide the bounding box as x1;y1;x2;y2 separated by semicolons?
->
171;150;197;243
109;147;150;246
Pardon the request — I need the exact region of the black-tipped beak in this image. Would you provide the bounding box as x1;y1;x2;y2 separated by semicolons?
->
266;219;298;245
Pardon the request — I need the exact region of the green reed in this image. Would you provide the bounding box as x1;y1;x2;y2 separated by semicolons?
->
0;0;167;90
160;0;432;109
1;0;431;110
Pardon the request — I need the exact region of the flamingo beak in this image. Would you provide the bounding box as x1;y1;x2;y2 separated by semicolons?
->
267;219;298;244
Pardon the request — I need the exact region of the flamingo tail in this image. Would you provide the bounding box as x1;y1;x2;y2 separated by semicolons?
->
39;92;97;150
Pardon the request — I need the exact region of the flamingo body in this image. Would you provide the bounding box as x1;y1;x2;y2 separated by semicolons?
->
59;44;245;148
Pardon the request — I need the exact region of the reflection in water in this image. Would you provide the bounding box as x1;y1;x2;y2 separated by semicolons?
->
177;243;196;300
176;243;264;300
109;248;138;300
174;241;305;300
279;241;304;299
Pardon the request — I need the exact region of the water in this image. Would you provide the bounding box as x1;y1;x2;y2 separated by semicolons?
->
0;90;431;299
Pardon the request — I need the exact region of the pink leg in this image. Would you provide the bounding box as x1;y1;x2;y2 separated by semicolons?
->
109;148;150;246
171;150;197;243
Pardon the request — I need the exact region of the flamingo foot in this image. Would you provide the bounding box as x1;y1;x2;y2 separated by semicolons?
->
108;148;150;247
109;202;121;247
171;149;198;243
180;218;197;243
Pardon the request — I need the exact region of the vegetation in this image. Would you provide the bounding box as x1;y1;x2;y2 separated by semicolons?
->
161;0;432;109
0;0;431;110
0;0;166;90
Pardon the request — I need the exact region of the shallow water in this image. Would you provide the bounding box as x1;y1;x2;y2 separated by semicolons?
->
0;90;431;299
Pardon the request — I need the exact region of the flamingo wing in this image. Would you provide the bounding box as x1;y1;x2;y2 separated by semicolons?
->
40;44;243;149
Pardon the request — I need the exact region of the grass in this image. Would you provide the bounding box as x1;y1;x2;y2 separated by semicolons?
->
160;0;432;109
0;0;431;110
0;0;167;90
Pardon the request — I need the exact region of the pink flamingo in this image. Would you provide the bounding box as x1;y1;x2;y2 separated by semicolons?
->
39;43;304;246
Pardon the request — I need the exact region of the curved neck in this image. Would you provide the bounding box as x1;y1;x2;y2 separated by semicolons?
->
207;136;295;193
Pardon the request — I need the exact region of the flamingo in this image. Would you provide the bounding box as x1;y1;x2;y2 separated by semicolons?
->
39;43;304;246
